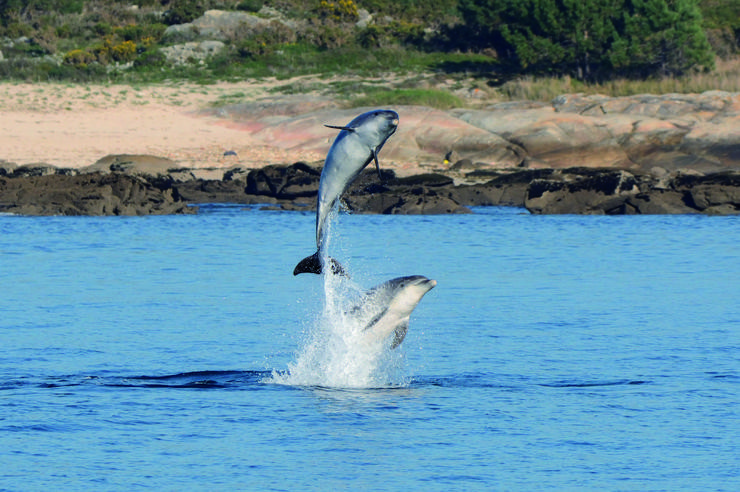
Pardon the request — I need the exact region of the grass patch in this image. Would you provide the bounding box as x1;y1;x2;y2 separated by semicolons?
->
493;59;740;101
346;88;464;109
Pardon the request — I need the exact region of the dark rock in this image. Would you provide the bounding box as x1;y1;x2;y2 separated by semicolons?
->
12;163;73;177
0;161;737;216
525;169;641;214
523;167;740;214
390;173;454;187
245;162;320;198
625;191;697;214
222;167;250;181
391;191;471;214
175;179;255;204
674;171;740;213
0;173;194;216
346;185;471;214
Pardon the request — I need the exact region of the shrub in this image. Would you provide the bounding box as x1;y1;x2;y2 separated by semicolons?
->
117;23;167;43
316;0;359;23
236;39;272;59
162;0;204;26
111;40;137;62
133;48;167;69
236;0;264;13
63;48;95;67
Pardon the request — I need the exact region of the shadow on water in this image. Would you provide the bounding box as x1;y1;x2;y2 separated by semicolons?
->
2;371;652;392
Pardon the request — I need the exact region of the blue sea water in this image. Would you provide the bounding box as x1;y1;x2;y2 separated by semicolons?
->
0;205;738;491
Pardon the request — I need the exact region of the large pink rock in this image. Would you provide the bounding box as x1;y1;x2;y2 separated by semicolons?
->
204;91;740;175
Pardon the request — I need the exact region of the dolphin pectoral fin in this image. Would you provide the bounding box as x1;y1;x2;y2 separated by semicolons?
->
293;252;349;277
294;252;322;275
324;124;355;132
372;149;382;180
390;320;410;349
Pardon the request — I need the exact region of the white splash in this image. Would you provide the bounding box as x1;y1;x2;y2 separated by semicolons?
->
270;270;408;389
270;213;408;389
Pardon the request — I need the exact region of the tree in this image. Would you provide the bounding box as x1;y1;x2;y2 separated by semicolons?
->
459;0;715;79
611;0;715;76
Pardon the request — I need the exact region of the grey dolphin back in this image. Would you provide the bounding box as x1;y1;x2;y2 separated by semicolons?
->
293;109;399;276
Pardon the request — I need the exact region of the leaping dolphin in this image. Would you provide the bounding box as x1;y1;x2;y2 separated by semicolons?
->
349;275;437;349
293;109;399;276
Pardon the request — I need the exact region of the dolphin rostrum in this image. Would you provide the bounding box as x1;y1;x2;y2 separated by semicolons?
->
293;109;399;276
349;275;437;349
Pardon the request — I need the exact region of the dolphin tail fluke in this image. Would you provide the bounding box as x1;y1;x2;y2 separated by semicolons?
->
293;252;348;276
294;252;322;275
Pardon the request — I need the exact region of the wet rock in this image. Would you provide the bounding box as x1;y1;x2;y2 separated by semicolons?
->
346;184;471;215
449;169;554;207
1;161;737;216
0;173;194;216
175;178;256;204
525;169;642;215
523;168;740;215
676;171;740;212
245;162;321;199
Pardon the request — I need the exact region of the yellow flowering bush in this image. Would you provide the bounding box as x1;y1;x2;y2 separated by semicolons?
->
318;0;358;23
63;49;95;68
111;40;137;62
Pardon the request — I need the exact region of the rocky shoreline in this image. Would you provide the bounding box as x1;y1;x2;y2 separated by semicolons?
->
1;155;738;216
2;88;740;216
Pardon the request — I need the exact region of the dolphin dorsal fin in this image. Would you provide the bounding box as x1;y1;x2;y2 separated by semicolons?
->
324;124;355;132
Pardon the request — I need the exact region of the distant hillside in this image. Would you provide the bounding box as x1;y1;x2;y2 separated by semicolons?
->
0;1;738;95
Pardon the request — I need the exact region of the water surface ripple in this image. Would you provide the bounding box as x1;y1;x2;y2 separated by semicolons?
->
1;206;738;490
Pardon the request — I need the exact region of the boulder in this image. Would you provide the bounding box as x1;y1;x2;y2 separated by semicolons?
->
162;9;301;43
509;113;629;168
447;91;740;174
81;154;196;182
159;41;225;64
245;162;321;199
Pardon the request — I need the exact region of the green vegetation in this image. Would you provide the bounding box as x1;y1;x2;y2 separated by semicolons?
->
346;88;464;109
459;0;715;80
0;0;739;99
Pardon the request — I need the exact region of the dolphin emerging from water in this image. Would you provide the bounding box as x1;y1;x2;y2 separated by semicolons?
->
293;109;399;276
349;275;437;349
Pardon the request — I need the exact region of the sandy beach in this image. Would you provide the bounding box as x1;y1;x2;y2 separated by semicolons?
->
0;81;328;170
